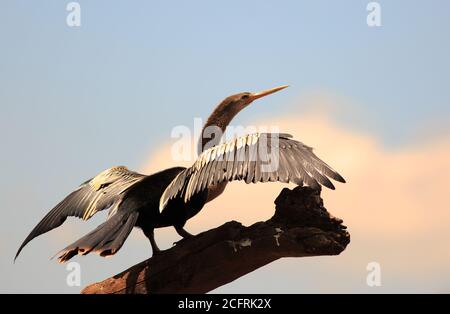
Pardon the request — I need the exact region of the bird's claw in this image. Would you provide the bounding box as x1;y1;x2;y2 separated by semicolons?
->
173;236;192;247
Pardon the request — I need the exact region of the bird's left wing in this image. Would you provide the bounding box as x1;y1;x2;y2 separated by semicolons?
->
15;166;145;261
159;133;345;211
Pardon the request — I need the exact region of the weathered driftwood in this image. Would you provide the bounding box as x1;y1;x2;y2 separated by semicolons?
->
82;186;350;294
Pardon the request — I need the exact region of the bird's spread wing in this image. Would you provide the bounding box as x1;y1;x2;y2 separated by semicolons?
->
160;133;345;211
15;166;145;260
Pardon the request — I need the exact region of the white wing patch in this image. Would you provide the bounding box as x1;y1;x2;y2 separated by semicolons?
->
90;166;130;191
158;132;345;212
83;166;144;220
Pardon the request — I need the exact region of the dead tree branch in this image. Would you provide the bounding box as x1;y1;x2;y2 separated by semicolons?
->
81;187;350;294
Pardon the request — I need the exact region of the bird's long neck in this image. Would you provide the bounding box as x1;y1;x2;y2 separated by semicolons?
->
199;101;242;154
200;100;242;202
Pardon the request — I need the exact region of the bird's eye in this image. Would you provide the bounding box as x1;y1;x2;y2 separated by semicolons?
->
241;95;250;100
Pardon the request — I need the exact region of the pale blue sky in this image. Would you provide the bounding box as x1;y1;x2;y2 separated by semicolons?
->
1;1;449;293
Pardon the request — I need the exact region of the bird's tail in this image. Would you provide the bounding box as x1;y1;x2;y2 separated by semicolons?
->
55;212;139;263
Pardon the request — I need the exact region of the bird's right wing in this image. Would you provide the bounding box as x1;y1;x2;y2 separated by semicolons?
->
159;133;345;211
15;166;145;261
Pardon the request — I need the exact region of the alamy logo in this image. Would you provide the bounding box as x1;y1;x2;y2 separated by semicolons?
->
66;262;81;287
170;119;281;173
66;2;81;27
366;262;382;287
366;2;382;27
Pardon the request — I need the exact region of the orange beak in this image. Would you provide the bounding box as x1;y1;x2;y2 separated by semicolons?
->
249;85;289;101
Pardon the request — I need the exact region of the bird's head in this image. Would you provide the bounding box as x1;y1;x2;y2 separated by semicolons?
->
220;85;289;112
200;85;289;153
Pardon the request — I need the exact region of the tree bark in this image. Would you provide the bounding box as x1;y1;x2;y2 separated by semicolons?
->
81;186;350;294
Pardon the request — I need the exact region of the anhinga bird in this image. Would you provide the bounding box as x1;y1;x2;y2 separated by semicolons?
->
15;85;345;263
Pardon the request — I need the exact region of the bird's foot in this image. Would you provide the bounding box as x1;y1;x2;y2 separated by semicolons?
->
175;226;194;239
152;249;163;257
173;235;193;247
